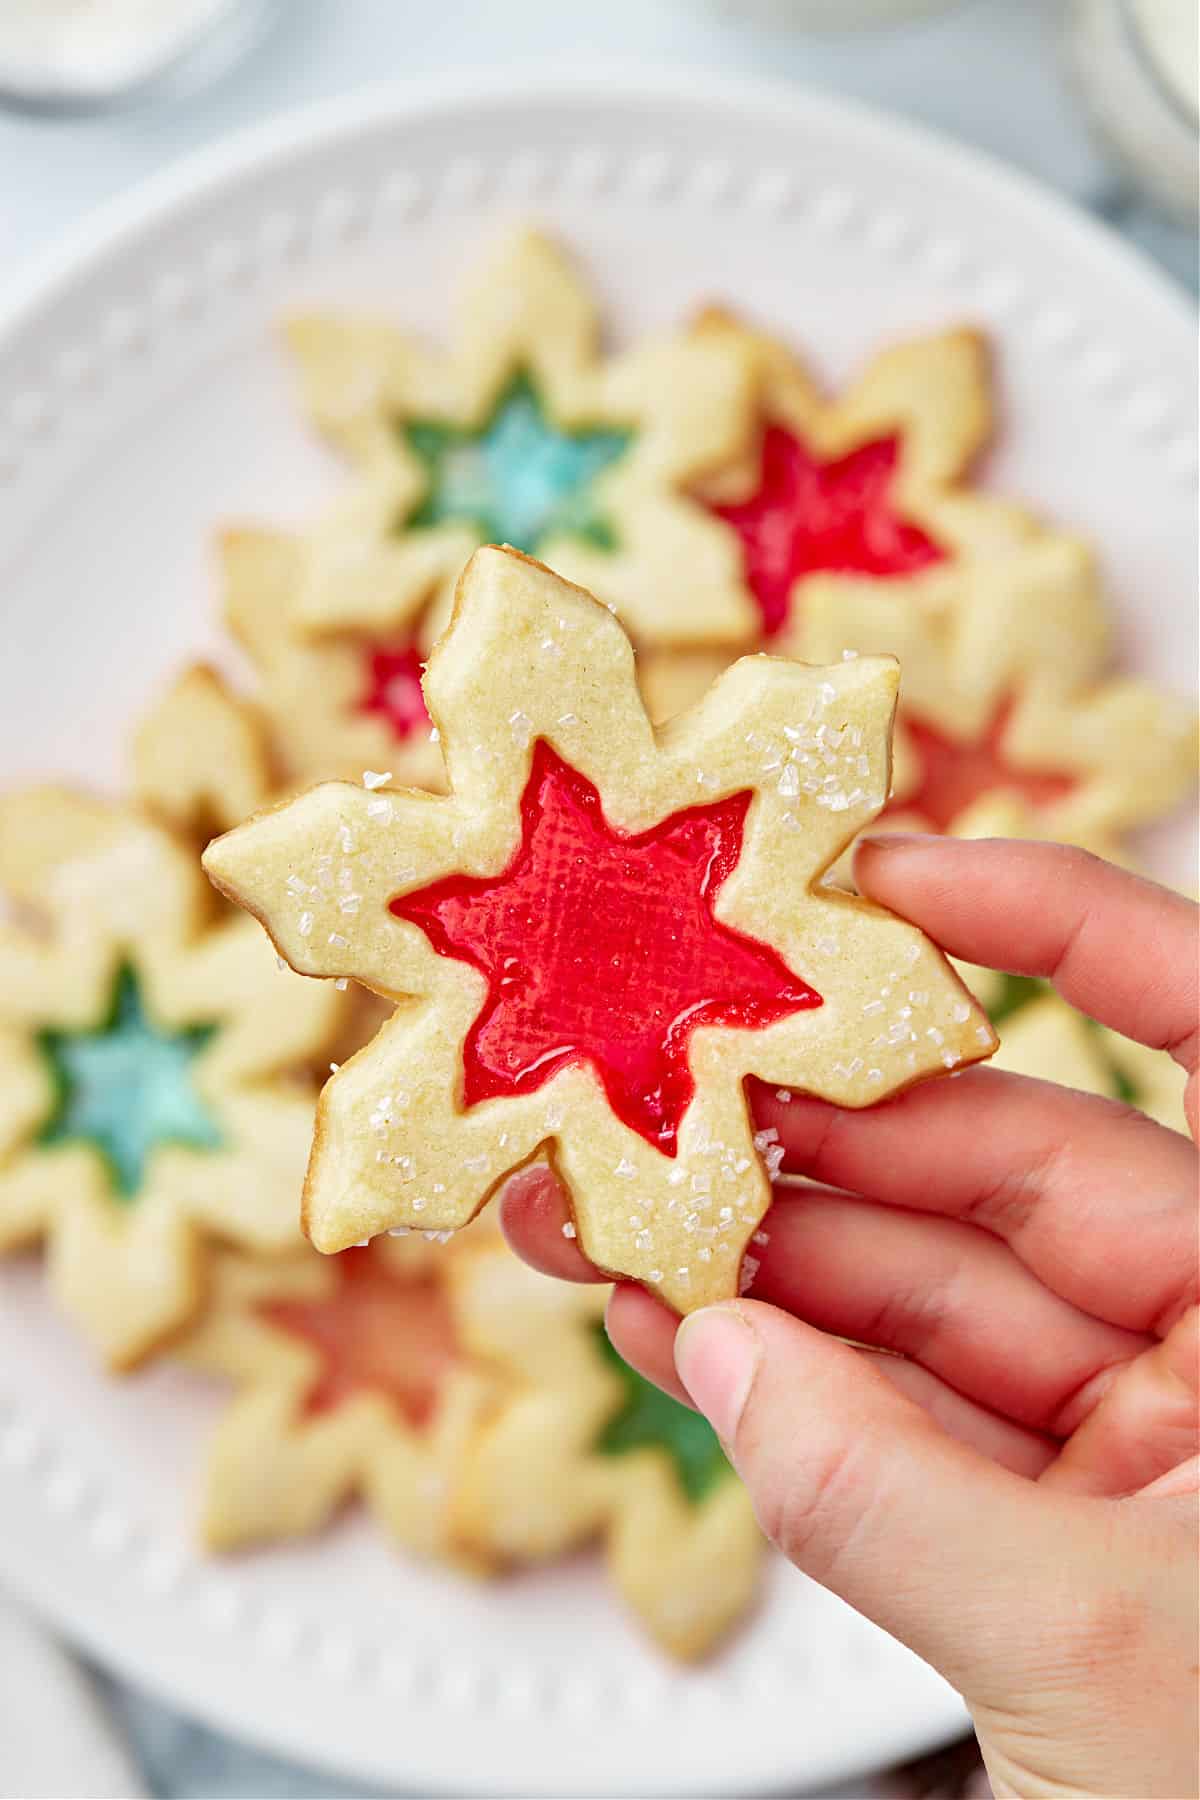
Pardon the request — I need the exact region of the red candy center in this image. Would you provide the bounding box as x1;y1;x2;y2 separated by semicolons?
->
895;701;1078;832
391;744;821;1154
358;641;430;743
711;428;946;637
260;1247;458;1426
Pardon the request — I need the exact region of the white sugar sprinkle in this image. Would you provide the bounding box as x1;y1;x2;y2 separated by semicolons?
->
334;978;348;990
362;770;391;789
366;797;392;819
508;710;533;747
297;911;314;938
614;1157;636;1179
775;1088;792;1103
561;1221;577;1240
327;931;348;948
953;1001;972;1024
429;727;440;743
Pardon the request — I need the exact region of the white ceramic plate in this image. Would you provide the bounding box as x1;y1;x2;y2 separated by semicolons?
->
0;70;1195;1799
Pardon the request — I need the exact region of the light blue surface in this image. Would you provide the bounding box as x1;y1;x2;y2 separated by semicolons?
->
3;3;1194;1795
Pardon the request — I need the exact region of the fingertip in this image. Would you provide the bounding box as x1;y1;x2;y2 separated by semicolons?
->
852;830;945;905
496;1163;602;1284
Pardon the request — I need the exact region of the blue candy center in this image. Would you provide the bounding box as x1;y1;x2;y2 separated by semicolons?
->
38;966;222;1199
404;374;632;555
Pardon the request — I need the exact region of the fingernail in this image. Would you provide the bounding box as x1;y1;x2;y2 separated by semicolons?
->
856;831;940;852
674;1306;760;1445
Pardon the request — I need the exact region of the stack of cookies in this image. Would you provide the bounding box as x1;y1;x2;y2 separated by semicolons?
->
0;228;1192;1661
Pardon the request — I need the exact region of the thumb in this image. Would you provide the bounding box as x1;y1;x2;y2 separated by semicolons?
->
674;1299;1068;1697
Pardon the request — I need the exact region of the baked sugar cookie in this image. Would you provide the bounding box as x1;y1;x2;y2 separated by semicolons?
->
242;226;757;714
448;1244;762;1661
0;791;350;1366
130;663;277;842
204;548;995;1312
692;311;1112;728
181;1230;502;1561
220;524;450;789
882;671;1198;855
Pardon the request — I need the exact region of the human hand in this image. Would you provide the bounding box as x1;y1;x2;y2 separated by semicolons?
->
499;837;1199;1800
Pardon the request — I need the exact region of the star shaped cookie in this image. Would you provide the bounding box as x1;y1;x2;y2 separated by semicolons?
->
131;661;278;842
447;1243;763;1660
691;310;1112;727
224;228;757;786
180;1228;503;1561
881;672;1198;858
205;548;994;1311
0;790;350;1366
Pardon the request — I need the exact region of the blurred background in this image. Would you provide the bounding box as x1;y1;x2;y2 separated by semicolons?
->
0;3;1195;1798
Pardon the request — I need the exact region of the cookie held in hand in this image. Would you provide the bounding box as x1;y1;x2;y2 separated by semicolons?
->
203;548;996;1311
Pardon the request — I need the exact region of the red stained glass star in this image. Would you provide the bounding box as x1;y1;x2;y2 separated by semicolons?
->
259;1246;458;1426
711;427;946;637
358;641;430;743
390;743;822;1154
893;700;1078;832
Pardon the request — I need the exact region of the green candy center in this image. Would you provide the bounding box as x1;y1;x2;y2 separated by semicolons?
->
38;965;222;1199
404;374;632;556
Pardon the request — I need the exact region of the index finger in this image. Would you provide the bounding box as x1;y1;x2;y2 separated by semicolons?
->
854;836;1199;1080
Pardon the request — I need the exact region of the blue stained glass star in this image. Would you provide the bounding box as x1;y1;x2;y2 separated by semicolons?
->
403;373;632;555
38;965;222;1200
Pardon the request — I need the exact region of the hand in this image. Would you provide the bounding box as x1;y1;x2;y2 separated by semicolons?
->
499;837;1199;1800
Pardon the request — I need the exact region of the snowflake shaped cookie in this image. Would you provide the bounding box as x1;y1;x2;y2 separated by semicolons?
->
692;311;1111;725
220;524;450;789
447;1244;762;1660
884;673;1198;856
0;791;350;1366
131;662;278;842
204;548;996;1313
224;229;757;785
181;1228;504;1561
